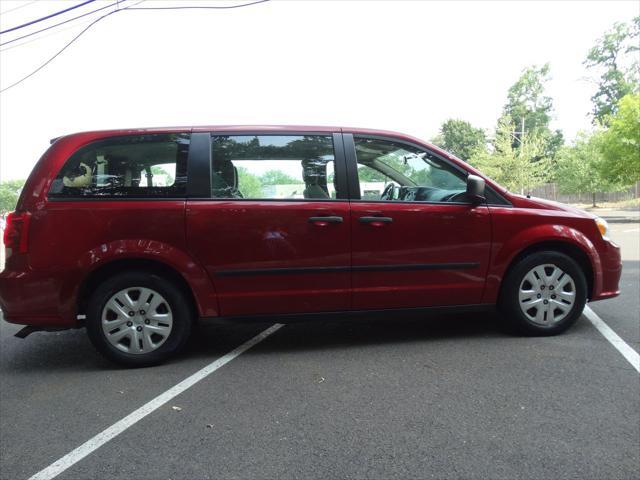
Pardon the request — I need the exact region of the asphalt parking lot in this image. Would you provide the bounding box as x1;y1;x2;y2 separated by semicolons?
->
1;222;638;480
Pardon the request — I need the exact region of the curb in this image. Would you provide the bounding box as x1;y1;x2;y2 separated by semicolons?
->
600;216;640;224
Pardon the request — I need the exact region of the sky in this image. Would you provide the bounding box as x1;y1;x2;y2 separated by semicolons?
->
0;0;638;181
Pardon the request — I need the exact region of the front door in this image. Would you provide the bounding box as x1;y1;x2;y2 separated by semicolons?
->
186;132;351;317
345;134;492;310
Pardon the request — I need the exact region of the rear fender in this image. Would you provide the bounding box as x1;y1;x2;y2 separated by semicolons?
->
59;239;220;320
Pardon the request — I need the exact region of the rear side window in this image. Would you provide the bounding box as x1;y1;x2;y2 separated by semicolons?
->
211;135;336;200
49;133;190;198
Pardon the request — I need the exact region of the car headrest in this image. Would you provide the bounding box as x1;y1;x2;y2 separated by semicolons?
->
213;160;236;188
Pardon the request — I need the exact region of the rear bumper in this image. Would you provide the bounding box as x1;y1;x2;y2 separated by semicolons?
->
591;239;622;301
0;266;76;327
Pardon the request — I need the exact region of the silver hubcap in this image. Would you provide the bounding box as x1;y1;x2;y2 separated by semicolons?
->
518;264;576;326
101;287;173;354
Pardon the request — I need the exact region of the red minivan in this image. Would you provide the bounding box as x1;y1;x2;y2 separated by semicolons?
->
0;126;622;366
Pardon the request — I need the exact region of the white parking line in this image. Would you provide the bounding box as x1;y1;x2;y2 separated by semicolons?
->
28;323;283;480
584;306;640;373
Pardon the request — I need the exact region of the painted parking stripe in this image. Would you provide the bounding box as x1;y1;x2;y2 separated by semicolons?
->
584;306;639;373
28;323;283;480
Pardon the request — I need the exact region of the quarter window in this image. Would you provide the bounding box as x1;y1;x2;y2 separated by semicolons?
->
49;134;189;198
211;135;336;200
354;137;468;203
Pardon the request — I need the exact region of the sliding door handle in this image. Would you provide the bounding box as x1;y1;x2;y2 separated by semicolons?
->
308;216;343;226
359;216;393;225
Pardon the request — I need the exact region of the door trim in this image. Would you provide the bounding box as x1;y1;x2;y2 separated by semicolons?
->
215;262;480;277
202;303;494;323
186;132;212;198
342;133;361;200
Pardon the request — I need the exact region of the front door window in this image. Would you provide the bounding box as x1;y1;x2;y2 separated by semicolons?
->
354;137;468;203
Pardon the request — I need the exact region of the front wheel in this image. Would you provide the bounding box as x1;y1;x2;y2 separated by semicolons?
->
86;271;193;367
499;251;587;336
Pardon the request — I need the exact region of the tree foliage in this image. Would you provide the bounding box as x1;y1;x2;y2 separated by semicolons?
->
470;116;548;193
0;180;25;212
432;119;487;161
150;165;174;185
236;167;263;198
555;131;620;205
599;93;640;184
505;64;552;135
356;165;387;182
503;63;564;159
585;16;640;124
260;170;302;185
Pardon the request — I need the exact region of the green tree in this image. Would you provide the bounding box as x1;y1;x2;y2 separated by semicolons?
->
470;115;548;193
355;166;387;182
503;63;564;159
0;180;25;212
260;170;302;185
236;167;263;198
555;131;620;207
432;119;487;161
585;17;639;124
599;93;640;184
150;165;174;185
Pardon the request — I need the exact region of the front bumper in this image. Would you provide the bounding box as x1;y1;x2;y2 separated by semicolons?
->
591;239;622;301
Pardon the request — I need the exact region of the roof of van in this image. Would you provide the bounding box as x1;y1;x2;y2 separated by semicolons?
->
58;125;420;139
54;124;450;156
50;124;484;178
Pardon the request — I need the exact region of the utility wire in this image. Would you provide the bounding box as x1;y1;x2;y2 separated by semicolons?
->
125;0;270;10
0;0;96;35
0;8;119;93
0;0;39;16
1;16;95;53
0;0;271;94
1;0;129;48
1;0;268;47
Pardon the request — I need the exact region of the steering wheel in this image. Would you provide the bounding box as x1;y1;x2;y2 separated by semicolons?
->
445;191;469;203
380;183;396;200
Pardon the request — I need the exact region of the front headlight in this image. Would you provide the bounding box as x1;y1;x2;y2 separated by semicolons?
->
595;217;610;239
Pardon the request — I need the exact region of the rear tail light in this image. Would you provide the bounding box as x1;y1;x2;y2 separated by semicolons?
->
3;211;31;256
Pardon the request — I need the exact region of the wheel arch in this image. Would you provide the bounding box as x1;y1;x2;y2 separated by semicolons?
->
76;258;199;320
500;240;595;301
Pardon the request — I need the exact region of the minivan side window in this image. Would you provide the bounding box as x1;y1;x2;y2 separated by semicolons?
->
49;134;190;198
353;137;468;203
211;135;336;200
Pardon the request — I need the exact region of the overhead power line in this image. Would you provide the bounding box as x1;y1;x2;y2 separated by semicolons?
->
0;0;39;16
0;6;120;93
0;0;96;35
1;0;128;48
1;16;95;53
0;0;271;94
125;0;270;10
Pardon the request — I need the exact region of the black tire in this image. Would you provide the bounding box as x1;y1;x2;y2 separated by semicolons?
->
498;251;587;336
86;271;193;367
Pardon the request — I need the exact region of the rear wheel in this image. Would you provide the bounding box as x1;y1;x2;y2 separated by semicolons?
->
86;271;192;367
499;251;587;335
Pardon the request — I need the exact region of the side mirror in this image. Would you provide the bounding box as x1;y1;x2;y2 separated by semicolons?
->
466;174;486;203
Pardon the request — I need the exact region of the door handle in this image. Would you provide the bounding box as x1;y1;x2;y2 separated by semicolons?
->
308;216;343;226
359;216;393;225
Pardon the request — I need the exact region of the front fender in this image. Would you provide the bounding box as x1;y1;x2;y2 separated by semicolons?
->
483;223;602;303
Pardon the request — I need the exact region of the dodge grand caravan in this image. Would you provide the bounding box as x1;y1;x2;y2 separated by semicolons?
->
0;126;622;366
